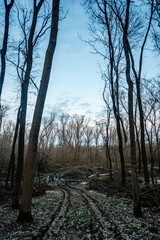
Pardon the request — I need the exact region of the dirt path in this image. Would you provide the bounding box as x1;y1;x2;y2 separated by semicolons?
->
39;185;122;240
38;187;70;239
69;186;122;239
1;183;160;239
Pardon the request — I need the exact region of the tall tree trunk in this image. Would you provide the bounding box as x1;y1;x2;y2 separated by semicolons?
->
136;83;149;183
103;3;125;185
135;3;153;183
115;69;126;185
0;0;14;98
12;0;45;208
127;77;141;217
105;132;112;180
12;80;31;208
17;0;60;223
0;0;14;130
128;1;153;184
145;122;154;184
123;0;142;217
104;98;112;179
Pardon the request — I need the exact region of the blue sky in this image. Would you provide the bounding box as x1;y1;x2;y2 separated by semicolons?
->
43;0;160;120
1;0;160;122
2;0;105;122
45;0;105;118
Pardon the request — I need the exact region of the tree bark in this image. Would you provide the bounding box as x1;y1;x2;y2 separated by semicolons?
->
128;1;153;183
123;0;142;217
17;0;60;223
12;0;45;209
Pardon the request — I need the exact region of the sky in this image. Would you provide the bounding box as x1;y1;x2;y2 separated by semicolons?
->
1;0;106;123
1;0;160;123
45;0;105;118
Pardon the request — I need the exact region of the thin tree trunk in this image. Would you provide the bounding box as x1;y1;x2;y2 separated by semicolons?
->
105;136;112;180
103;3;125;185
5;107;21;189
136;84;149;183
134;101;142;175
17;0;60;223
126;69;141;216
145;122;154;184
123;0;141;217
128;1;153;184
135;126;142;175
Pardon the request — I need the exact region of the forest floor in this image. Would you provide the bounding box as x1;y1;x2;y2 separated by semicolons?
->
0;166;160;239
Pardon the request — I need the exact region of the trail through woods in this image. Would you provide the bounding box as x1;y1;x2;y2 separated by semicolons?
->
42;185;119;239
0;181;160;239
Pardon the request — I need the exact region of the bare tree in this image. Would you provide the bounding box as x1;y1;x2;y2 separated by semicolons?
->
93;121;102;164
57;113;70;162
37;112;56;180
122;0;142;217
126;0;154;184
84;0;126;185
152;0;160;53
0;120;15;170
0;0;14;99
0;103;10;129
0;0;14;130
143;78;160;182
72;115;86;163
101;99;113;179
17;0;60;223
84;122;94;164
86;0;142;216
12;0;50;209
